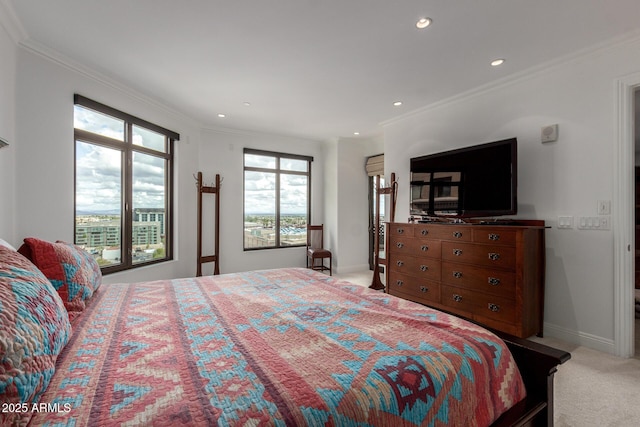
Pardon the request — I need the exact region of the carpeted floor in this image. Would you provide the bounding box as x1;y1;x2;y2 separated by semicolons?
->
536;336;640;427
335;270;640;426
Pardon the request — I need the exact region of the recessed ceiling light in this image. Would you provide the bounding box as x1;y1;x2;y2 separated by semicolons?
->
217;113;226;118
243;102;251;107
491;58;505;67
416;17;432;29
353;132;360;136
393;101;403;107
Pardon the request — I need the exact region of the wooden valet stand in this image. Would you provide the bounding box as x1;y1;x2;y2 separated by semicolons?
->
196;172;221;276
370;172;397;291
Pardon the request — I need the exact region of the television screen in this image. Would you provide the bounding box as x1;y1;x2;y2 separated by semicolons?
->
410;138;517;218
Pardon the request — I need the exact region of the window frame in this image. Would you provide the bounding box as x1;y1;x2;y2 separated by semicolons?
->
243;148;313;250
74;95;178;274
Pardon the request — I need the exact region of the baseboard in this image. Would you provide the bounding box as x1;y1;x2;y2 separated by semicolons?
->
334;263;371;275
543;322;615;354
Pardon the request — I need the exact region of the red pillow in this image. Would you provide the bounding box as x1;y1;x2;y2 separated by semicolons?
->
18;238;102;313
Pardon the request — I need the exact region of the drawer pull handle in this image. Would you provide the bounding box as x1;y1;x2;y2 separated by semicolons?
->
488;277;501;286
421;229;429;236
421;245;429;251
453;231;463;239
396;280;403;287
453;249;463;256
396;242;404;248
488;233;500;241
396;260;404;267
488;303;500;312
419;265;428;272
453;294;463;302
420;286;428;293
453;271;463;279
488;252;500;261
397;228;405;234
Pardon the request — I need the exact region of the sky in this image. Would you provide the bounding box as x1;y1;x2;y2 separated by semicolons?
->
244;171;308;215
74;105;166;214
244;153;308;215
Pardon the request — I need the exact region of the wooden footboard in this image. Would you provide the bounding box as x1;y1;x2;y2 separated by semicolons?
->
491;332;571;427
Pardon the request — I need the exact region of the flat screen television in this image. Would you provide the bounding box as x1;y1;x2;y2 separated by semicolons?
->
410;138;517;219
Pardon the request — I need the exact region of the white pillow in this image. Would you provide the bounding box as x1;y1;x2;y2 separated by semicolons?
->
0;238;16;251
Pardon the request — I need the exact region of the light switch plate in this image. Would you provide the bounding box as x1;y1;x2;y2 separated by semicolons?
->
577;216;610;230
557;216;573;229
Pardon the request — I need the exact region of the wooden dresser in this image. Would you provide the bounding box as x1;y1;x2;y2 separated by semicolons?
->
385;220;545;338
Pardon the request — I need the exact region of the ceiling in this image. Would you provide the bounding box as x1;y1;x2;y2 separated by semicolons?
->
4;0;640;141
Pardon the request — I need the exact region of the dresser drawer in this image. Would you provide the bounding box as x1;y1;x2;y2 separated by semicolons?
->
389;255;441;280
388;224;414;237
441;285;515;324
442;241;516;270
472;228;517;246
389;235;441;259
441;262;516;299
413;225;472;242
388;272;440;304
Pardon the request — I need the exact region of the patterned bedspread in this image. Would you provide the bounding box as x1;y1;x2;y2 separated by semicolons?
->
29;268;525;426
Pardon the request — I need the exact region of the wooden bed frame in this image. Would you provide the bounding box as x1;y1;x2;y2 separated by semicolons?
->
491;332;571;426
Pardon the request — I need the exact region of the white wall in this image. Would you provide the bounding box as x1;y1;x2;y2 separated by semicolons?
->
339;136;384;272
197;127;325;274
14;48;202;284
322;135;384;274
323;138;339;269
0;23;16;243
383;34;640;352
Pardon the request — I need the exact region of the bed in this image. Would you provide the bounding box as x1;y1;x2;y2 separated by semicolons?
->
1;239;569;426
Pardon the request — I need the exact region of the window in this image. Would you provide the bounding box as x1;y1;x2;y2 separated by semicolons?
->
74;95;178;274
243;148;312;250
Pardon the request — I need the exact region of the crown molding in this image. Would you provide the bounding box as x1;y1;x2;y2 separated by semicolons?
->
201;123;325;144
0;0;27;44
18;34;325;143
19;38;201;129
0;1;196;128
17;36;325;143
381;28;640;128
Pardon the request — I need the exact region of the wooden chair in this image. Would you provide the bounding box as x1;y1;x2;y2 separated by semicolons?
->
306;224;332;275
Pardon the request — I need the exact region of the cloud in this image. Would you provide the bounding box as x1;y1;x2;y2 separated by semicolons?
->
133;153;166;207
75;142;122;212
74;105;124;141
245;153;276;169
76;142;166;212
244;171;307;215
